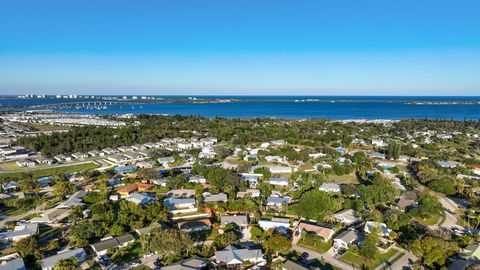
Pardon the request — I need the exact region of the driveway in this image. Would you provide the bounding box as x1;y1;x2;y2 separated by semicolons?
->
374;247;417;270
292;245;358;270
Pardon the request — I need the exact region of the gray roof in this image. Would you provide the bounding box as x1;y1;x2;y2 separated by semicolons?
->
0;223;38;240
221;215;249;226
282;260;310;270
0;258;26;270
203;193;227;203
267;196;290;204
91;234;135;253
165;198;195;207
57;191;86;208
334;229;358;243
136;222;169;235
215;245;263;264
41;248;86;269
161;256;207;270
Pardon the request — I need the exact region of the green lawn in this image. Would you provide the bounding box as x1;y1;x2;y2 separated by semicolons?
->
297;233;333;253
413;214;441;226
327;173;359;184
0;162;100;179
340;248;399;269
0;161;22;170
112;242;142;264
0;206;29;216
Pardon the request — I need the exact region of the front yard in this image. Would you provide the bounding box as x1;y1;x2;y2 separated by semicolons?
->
297;233;332;253
339;247;400;269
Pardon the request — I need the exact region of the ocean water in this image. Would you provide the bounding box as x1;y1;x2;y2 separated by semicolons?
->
1;96;479;120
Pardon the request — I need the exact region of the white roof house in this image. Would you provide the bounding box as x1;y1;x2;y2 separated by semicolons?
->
268;176;289;187
332;209;360;225
258;217;291;232
0;223;39;242
126;192;156;205
215;245;265;267
319;183;342;193
333;228;359;250
40;248;86;270
188;175;207;184
203;192;228;203
265;155;285;163
268;166;292;174
364;221;392;237
221;215;249;228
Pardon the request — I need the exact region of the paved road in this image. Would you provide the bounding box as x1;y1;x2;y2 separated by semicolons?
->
293;245;358;270
374;247;417;270
431;196;464;232
0;208;41;228
0;160;97;173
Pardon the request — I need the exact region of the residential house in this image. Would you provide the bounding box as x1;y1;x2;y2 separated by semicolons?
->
53;154;66;162
71;152;88;159
88;150;102;157
188;175;207;184
167;189;196;198
117;182;153;197
239;173;262;188
136;222;170;236
371;139;387;147
164;198;196;211
268;176;289;187
236;189;261;198
265;155;285;163
266;196;291;211
333;228;359;251
268;166;292;174
126;192;156;205
40;248;86;270
16;159;35;167
38;176;53;187
109;154;130;164
221;215;249;228
459;244;480;261
215;245;265;268
332;209;359;225
29;208;71;224
102;147;119;155
364;221;391;237
124;152;145;161
370;152;386;159
258;217;291;232
151;178;168;187
297;222;335;241
2;181;18;193
35;156;53;165
396;197;417;211
437;161;457;168
90;234;135;256
0;223;39;242
178;219;211;233
203;192;228;203
161;256;208;270
319;183;341;193
282;260;309;270
118;146;134;152
57;191;87;209
114;165;138;174
0;254;26;270
137;161;153;169
158;156;175;165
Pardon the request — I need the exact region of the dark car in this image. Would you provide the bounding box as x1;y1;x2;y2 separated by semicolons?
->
300;252;309;260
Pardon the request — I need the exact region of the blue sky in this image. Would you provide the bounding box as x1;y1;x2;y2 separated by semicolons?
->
0;0;479;95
